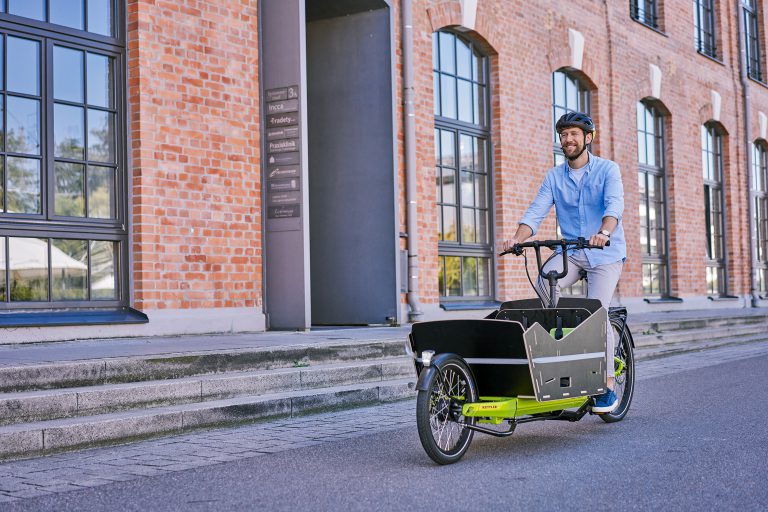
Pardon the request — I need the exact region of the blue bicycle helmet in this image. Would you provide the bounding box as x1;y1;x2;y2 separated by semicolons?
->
556;111;596;134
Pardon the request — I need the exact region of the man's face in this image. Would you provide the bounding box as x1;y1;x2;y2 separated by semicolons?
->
559;127;592;159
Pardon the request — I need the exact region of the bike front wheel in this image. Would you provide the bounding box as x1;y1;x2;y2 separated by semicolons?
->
600;321;635;423
415;355;478;464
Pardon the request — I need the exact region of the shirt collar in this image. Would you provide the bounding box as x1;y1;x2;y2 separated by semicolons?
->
565;152;593;175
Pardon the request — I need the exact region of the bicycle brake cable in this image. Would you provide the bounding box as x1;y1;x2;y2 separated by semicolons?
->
522;248;548;308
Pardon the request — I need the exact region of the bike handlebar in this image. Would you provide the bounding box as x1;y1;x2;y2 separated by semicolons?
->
498;237;610;257
497;238;610;308
499;237;610;283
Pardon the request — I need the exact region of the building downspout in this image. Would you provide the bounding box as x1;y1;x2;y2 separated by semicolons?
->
402;0;424;321
736;3;760;307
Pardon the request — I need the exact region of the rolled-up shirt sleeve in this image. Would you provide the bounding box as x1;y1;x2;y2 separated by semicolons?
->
518;172;554;235
603;164;624;222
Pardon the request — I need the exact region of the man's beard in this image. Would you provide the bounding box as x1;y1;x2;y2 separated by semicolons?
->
562;142;587;161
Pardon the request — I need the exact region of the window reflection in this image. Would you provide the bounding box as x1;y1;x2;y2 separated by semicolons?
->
7;97;41;155
54;104;85;159
87;53;114;108
7;157;41;214
87;109;115;163
90;241;116;299
55;162;86;217
88;0;114;36
54;46;85;103
9;237;49;301
5;0;113;37
50;0;85;30
444;256;461;296
7;37;40;95
87;165;114;218
51;239;88;300
462;256;478;295
8;0;45;22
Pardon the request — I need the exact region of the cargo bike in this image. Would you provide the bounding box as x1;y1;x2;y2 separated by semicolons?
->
407;238;635;464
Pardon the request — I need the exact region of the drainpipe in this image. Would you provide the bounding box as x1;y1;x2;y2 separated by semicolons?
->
736;2;760;307
402;0;424;322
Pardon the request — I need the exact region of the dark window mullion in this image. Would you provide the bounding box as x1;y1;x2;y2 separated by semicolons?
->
46;236;52;301
82;47;90;217
86;236;92;300
44;38;54;221
1;34;4;213
2;237;7;302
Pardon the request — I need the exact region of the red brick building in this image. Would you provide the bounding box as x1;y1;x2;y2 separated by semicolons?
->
1;0;767;342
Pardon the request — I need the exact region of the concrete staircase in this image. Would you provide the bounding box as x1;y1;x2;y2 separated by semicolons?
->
0;339;415;460
2;308;767;460
630;310;768;357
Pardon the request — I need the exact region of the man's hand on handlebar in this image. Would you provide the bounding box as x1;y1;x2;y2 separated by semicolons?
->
501;238;520;254
588;232;611;248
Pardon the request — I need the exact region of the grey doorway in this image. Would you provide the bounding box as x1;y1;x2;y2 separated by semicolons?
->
305;0;400;325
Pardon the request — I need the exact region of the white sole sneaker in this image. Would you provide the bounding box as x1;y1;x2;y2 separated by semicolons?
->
592;400;618;414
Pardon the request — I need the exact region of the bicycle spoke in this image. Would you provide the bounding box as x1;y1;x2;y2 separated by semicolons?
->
427;367;467;451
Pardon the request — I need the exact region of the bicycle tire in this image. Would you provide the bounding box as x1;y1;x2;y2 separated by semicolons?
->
600;321;635;423
415;355;477;464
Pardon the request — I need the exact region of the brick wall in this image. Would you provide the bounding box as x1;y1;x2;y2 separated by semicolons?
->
405;0;768;307
127;0;262;311
125;0;768;320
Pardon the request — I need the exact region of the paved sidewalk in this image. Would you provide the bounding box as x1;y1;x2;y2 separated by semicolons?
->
1;339;767;504
0;326;413;366
1;306;765;367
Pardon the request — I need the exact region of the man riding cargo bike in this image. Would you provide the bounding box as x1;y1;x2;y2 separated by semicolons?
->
407;112;633;464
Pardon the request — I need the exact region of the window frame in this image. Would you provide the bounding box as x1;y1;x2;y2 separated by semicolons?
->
742;0;764;82
693;0;717;58
631;0;661;30
434;30;494;303
752;141;768;296
551;69;591;297
0;4;128;311
702;123;727;297
637;101;671;298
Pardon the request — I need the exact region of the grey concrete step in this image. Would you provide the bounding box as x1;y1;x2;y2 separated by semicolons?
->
634;331;768;360
0;338;409;393
632;322;768;348
0;378;416;460
629;313;768;336
0;358;414;426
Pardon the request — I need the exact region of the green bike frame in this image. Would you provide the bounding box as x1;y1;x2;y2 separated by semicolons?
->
462;396;589;425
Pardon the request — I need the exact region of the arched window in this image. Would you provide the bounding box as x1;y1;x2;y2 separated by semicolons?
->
752;141;768;296
0;3;125;311
433;31;492;302
637;101;669;297
742;0;764;81
702;123;727;296
552;70;591;163
552;69;591;296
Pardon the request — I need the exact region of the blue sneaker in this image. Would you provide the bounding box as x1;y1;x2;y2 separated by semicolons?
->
592;389;618;413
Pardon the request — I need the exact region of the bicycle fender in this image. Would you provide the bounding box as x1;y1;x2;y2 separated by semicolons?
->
416;366;438;391
415;352;460;391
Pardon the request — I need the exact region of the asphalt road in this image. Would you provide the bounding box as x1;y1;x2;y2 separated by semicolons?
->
2;344;767;511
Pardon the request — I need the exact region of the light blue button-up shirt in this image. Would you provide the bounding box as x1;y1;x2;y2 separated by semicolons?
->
519;153;626;266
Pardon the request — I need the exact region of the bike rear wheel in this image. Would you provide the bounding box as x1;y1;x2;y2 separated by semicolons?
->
415;355;478;464
600;321;635;423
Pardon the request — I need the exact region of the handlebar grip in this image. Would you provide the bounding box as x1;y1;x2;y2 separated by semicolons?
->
583;240;610;249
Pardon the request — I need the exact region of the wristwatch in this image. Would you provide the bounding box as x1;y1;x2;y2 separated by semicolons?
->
599;229;611;238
